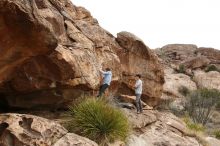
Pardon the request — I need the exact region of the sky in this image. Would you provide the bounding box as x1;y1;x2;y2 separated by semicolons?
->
72;0;220;49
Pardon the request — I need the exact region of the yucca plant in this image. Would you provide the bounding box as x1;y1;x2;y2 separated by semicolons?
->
66;97;130;145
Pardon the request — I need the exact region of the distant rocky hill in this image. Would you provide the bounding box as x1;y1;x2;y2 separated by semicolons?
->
155;44;220;100
155;44;220;146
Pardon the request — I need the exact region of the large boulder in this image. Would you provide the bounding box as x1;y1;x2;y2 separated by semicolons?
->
196;47;220;64
159;44;198;64
181;56;210;70
194;70;220;90
206;137;220;146
162;68;197;99
124;109;201;146
138;113;201;146
0;0;122;109
0;113;98;146
122;108;157;129
0;0;164;110
53;133;98;146
116;32;164;106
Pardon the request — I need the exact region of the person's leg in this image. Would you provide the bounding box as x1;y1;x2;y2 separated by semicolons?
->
97;84;109;97
101;84;109;96
139;94;143;113
135;94;141;113
97;85;103;97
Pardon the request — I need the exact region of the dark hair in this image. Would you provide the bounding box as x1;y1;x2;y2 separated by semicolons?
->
136;74;141;78
105;68;111;71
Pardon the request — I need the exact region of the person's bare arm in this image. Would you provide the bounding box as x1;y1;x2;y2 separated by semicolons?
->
99;69;105;74
99;69;111;75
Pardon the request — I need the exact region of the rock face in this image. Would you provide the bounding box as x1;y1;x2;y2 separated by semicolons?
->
181;56;210;70
123;109;201;146
206;137;220;146
196;47;220;64
53;133;98;146
0;113;98;146
0;0;163;109
157;44;220;69
158;44;198;64
162;68;197;99
139;113;201;146
194;70;220;90
116;32;164;106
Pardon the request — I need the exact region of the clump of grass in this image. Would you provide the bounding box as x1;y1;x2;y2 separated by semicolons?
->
214;130;220;139
187;122;205;132
178;86;190;97
183;117;205;132
183;116;209;146
205;65;219;72
178;64;186;74
66;97;130;145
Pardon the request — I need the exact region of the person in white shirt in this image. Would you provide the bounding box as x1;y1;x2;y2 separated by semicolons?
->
97;68;112;97
134;74;143;114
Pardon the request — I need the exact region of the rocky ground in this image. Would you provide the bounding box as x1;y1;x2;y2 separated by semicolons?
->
0;0;220;146
0;107;204;146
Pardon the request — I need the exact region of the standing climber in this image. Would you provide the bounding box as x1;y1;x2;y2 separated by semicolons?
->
135;74;143;114
97;68;112;97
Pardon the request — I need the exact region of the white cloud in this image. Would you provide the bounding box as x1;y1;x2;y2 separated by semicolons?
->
71;0;220;49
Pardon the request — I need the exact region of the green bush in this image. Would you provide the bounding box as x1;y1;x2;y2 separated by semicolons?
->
185;88;220;125
157;98;174;110
178;64;186;73
214;130;220;139
66;97;130;145
187;122;205;132
205;65;219;72
178;86;190;96
216;101;220;110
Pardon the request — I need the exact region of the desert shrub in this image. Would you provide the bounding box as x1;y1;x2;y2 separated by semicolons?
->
156;48;167;60
185;88;220;125
178;64;186;73
183;117;205;132
214;130;220;139
157;98;174;110
216;101;220;110
205;65;219;72
178;86;190;96
157;98;185;117
66;97;130;145
169;102;185;117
